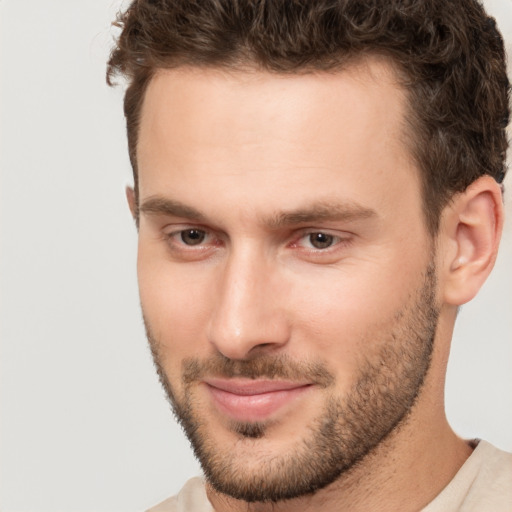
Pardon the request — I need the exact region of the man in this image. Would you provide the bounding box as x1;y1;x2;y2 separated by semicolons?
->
107;0;512;510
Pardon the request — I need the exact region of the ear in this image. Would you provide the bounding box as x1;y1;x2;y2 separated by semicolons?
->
439;176;504;306
125;185;138;223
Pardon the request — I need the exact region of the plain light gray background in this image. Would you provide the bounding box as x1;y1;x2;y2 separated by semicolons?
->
0;1;511;511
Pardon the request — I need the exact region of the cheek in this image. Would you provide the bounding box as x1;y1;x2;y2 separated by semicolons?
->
285;260;421;375
137;252;214;364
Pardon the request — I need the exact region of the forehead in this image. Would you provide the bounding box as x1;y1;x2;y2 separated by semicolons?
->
138;58;409;156
136;59;422;227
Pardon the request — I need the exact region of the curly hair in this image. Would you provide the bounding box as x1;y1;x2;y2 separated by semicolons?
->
107;0;510;233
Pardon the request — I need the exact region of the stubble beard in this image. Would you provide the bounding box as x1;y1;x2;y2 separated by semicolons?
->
144;262;439;503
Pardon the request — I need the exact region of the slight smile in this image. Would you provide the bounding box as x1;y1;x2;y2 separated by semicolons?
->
203;378;314;422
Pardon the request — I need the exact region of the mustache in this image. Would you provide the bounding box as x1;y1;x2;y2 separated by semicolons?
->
181;353;335;388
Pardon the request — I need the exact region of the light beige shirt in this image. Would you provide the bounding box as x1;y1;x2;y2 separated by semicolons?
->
147;440;512;512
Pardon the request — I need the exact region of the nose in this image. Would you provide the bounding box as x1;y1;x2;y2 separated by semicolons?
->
207;244;290;360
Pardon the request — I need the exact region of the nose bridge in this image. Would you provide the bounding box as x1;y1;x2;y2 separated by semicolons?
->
207;241;288;359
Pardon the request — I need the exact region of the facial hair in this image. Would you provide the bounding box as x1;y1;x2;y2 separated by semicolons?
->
144;261;439;503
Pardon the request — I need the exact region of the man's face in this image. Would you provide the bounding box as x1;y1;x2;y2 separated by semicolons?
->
136;61;439;502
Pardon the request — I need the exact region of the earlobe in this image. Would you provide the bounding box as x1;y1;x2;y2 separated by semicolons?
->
441;176;504;306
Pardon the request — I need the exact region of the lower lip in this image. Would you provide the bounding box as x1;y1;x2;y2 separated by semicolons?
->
206;384;312;422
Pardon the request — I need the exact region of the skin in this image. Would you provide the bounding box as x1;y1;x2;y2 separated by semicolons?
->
131;58;503;511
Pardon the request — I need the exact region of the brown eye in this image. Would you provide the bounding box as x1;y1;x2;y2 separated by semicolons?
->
309;233;335;249
180;229;206;245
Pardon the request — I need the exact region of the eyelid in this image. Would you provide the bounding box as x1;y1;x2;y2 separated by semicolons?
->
163;224;218;248
160;224;353;259
291;229;352;249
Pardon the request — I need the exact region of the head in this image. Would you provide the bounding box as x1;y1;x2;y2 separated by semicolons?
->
107;0;509;505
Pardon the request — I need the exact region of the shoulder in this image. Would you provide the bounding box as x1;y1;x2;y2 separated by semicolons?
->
146;477;212;512
423;440;512;512
468;440;512;498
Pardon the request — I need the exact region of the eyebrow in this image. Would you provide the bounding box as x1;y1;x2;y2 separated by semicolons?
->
139;196;377;227
140;197;207;222
265;202;377;228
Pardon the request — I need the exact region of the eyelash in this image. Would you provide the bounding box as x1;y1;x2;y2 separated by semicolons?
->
164;228;218;251
292;232;345;251
162;227;352;257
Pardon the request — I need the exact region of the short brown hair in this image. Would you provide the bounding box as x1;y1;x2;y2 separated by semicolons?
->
107;0;510;233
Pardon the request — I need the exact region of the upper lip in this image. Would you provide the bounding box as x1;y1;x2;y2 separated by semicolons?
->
203;378;312;396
